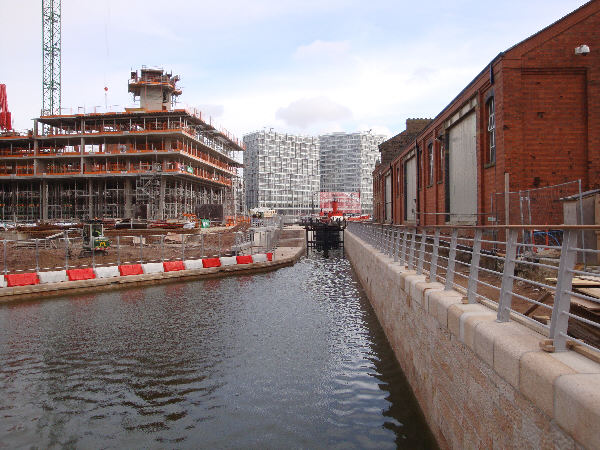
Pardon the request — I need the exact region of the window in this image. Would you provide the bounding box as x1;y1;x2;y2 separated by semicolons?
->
427;143;434;186
487;97;496;164
436;136;444;182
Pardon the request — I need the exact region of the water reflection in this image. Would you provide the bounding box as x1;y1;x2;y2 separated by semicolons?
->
0;250;436;448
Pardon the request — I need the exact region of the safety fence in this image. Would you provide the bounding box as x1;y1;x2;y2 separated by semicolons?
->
0;228;280;275
348;222;600;356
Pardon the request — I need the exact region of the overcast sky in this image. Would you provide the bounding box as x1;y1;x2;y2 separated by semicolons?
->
0;0;589;139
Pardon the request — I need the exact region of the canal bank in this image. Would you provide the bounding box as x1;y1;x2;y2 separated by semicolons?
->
0;227;307;304
0;246;436;448
344;229;600;449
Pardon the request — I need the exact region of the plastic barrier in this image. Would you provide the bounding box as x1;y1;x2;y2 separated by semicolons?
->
67;268;96;281
236;255;253;265
184;259;204;270
38;270;68;284
142;262;164;274
252;253;268;263
5;273;39;287
202;258;221;268
0;275;6;288
94;266;120;278
219;256;237;266
267;252;273;261
163;260;185;272
119;264;144;276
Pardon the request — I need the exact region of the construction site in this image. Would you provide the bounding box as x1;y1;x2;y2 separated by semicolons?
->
0;68;244;224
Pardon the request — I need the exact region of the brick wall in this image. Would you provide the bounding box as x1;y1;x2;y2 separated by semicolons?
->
374;1;600;226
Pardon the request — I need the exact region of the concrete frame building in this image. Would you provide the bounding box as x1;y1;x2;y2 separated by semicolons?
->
243;130;319;216
320;132;386;216
0;67;244;222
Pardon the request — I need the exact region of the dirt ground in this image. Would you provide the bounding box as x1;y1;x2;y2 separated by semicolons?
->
1;224;251;273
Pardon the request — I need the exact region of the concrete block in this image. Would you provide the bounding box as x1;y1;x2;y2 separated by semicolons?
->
550;351;600;374
414;281;444;311
219;256;237;266
0;275;6;288
142;262;164;274
406;274;428;304
252;253;268;263
398;270;417;292
520;351;575;417
460;311;497;350
428;289;463;328
37;270;68;284
554;374;600;450
94;266;120;278
184;259;204;270
447;303;488;338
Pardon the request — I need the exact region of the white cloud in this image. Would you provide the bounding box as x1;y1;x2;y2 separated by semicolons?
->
293;40;351;61
276;97;352;129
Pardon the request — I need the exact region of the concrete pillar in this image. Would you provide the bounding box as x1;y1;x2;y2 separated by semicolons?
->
88;178;94;219
124;178;133;219
40;180;48;220
159;176;166;220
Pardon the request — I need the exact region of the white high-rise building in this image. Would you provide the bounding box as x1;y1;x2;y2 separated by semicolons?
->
319;132;386;215
243;130;320;216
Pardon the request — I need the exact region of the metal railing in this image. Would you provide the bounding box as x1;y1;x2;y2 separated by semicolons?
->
348;222;600;356
0;229;279;275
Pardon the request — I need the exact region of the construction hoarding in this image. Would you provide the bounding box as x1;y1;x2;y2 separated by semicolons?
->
320;192;361;214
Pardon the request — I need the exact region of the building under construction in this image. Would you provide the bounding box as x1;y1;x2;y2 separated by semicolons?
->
0;68;244;222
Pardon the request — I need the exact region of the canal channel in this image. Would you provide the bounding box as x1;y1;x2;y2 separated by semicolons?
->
0;249;436;448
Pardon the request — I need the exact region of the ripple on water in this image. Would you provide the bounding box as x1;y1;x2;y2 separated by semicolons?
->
0;250;437;449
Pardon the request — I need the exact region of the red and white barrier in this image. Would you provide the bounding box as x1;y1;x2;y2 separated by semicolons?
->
219;256;237;266
142;262;164;274
38;270;68;284
67;268;96;281
0;252;276;290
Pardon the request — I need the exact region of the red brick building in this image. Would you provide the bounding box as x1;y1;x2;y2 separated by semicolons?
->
373;0;600;225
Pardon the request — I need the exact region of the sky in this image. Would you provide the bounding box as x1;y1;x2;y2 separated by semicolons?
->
0;0;590;140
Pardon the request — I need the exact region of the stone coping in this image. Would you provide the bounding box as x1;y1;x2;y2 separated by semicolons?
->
0;246;304;304
347;232;600;450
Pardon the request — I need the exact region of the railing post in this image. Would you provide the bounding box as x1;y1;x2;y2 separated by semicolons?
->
182;233;186;260
417;230;426;275
393;228;399;263
408;228;416;270
3;240;6;275
92;240;95;269
218;233;222;256
35;239;40;272
201;233;205;258
497;229;519;322
139;234;143;264
549;229;578;351
116;235;120;266
401;228;408;265
467;229;483;304
160;235;165;262
430;228;440;282
445;229;458;291
64;231;69;271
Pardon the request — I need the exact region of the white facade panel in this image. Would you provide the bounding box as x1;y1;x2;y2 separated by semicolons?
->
448;112;477;223
405;156;417;222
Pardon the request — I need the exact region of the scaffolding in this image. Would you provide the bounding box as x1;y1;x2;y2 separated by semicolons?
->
0;68;243;223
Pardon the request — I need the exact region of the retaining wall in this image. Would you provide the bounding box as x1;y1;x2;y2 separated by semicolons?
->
345;231;600;449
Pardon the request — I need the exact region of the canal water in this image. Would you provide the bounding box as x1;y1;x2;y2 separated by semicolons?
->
0;251;436;449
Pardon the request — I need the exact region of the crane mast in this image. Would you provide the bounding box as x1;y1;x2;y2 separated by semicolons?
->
42;0;61;117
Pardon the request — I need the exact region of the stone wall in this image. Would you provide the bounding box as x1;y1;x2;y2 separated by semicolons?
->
345;231;600;449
